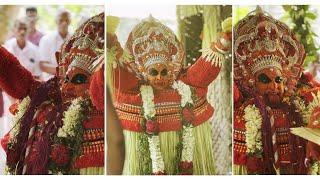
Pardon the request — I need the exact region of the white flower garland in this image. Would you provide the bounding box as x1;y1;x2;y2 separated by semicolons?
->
244;104;263;154
172;81;193;107
10;96;31;143
180;125;195;162
172;80;195;163
148;136;165;173
140;85;156;119
140;81;195;174
57;97;87;138
140;85;165;174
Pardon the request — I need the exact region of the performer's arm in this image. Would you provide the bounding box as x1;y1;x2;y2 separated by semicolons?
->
108;33;139;91
0;46;38;99
179;32;231;88
114;65;139;91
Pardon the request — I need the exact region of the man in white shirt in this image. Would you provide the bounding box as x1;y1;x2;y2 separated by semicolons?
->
25;6;44;46
4;18;41;79
39;8;72;80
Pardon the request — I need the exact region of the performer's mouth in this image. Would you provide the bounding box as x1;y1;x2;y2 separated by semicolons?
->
154;81;166;86
266;93;282;105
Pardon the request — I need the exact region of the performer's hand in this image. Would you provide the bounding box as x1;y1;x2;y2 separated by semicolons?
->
210;32;231;54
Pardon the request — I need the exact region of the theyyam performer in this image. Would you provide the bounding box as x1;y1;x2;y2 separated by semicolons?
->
108;15;231;175
0;13;105;175
233;7;320;174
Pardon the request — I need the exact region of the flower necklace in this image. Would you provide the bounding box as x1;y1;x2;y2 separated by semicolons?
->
243;104;263;155
140;80;195;175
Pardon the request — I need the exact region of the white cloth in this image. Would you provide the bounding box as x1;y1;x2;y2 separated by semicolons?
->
4;38;41;77
39;31;71;80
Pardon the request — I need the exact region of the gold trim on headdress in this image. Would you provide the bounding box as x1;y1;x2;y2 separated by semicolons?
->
58;13;104;76
122;15;185;80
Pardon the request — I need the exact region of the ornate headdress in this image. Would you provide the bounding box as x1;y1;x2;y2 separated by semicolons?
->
234;7;305;91
122;15;185;80
58;13;104;77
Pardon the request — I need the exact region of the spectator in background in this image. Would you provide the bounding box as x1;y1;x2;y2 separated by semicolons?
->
4;18;41;79
39;8;72;80
25;6;44;46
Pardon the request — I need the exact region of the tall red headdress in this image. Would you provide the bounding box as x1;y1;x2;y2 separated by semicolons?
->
234;7;306;94
121;15;185;81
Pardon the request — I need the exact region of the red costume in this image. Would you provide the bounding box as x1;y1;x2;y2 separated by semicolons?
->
233;7;320;175
110;16;231;175
0;13;105;175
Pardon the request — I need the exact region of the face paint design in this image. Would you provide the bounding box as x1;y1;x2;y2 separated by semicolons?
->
146;63;173;91
61;67;91;103
254;67;285;105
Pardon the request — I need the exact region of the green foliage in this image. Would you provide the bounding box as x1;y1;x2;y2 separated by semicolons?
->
138;133;152;174
282;5;319;67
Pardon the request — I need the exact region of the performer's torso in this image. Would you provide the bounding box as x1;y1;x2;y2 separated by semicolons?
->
115;87;213;132
233;100;307;174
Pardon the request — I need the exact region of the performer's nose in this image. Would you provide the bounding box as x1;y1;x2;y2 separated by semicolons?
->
270;81;278;90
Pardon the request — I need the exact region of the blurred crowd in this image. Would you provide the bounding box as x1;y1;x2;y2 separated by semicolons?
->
4;7;73;81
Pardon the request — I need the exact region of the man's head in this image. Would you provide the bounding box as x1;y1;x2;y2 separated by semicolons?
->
56;9;71;34
254;67;285;105
25;7;38;30
13;19;28;41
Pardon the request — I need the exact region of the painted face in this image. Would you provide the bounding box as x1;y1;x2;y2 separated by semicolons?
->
146;63;173;91
61;67;90;103
254;67;285;105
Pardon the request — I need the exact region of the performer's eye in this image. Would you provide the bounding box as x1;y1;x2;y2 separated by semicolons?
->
149;68;158;76
160;69;168;76
71;73;87;84
258;73;271;84
275;76;283;84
